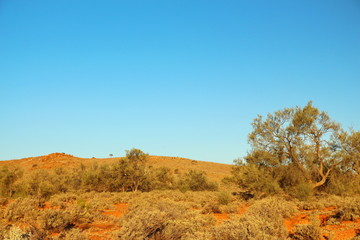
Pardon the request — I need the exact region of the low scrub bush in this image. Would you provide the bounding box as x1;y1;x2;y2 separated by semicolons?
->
50;193;78;206
219;202;239;214
52;228;88;240
291;224;322;240
119;198;215;240
1;226;30;240
3;198;39;222
40;209;74;232
246;197;298;220
211;214;287;240
291;216;322;240
201;201;221;214
217;191;233;205
207;197;297;240
335;197;360;221
39;204;93;233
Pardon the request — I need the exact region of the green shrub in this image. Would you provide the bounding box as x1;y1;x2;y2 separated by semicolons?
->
26;170;57;200
177;170;218;192
0;167;23;197
217;191;232;205
151;167;175;190
288;183;314;201
231;164;281;197
322;170;360;196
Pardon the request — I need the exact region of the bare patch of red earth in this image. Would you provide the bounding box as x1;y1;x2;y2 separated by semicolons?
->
285;207;360;240
81;203;129;240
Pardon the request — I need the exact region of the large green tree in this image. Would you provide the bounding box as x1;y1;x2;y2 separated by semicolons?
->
337;129;360;174
247;101;342;189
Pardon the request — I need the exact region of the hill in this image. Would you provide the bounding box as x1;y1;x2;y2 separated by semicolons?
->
0;153;233;182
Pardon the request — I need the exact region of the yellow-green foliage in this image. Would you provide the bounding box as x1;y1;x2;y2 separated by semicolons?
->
217;191;233;205
212;214;287;240
3;198;39;222
0;167;23;198
119;197;215;240
231;164;282;196
210;197;297;240
177;170;218;192
40;204;92;233
1;226;28;240
246;196;298;220
40;209;74;232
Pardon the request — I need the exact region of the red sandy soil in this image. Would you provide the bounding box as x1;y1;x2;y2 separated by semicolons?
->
213;204;249;225
285;207;360;240
285;213;310;231
82;203;129;240
323;219;360;240
84;223;119;240
238;204;249;215
214;213;230;224
102;203;128;218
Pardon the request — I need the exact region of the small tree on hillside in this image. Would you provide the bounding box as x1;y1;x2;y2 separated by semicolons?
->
245;101;342;189
124;148;149;192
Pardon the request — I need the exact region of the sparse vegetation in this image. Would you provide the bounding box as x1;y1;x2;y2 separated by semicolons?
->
0;102;360;239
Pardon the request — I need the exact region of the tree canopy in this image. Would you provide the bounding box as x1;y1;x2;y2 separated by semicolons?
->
246;101;343;189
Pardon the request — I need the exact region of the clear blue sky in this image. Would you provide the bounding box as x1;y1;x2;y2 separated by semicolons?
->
1;0;359;164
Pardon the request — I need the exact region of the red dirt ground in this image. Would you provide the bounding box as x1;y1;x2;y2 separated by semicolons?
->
82;203;129;240
285;207;360;240
214;213;230;224
102;203;128;218
213;204;249;224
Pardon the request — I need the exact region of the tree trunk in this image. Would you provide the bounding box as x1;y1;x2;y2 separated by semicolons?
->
312;162;332;189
